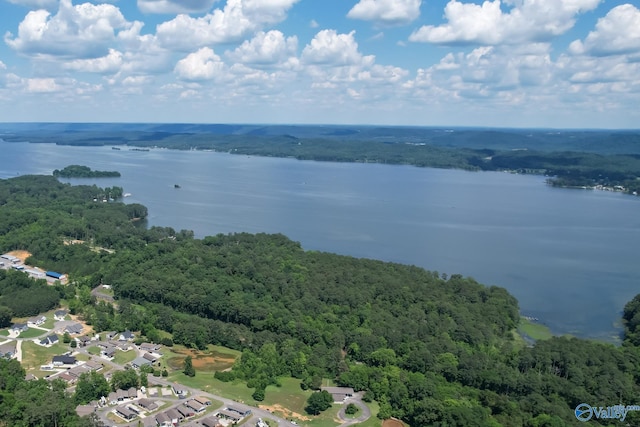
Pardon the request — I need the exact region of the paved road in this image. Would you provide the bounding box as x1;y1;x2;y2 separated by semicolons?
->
337;394;371;427
73;346;300;427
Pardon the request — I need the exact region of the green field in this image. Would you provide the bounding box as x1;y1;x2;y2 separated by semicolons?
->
20;341;67;372
86;346;101;355
518;318;554;341
112;349;137;365
18;328;47;339
0;330;8;337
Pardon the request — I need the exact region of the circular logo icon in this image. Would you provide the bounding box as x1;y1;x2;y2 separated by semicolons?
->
575;403;593;422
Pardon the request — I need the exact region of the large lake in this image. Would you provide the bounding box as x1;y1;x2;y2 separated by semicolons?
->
2;142;639;341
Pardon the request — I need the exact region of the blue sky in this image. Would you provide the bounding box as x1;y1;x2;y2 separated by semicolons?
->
0;0;638;128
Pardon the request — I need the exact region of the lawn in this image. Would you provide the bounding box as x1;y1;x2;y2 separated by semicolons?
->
42;316;56;329
168;371;255;403
21;341;67;372
86;346;101;356
112;350;137;365
518;317;553;341
261;378;313;416
0;330;8;337
18;328;47;339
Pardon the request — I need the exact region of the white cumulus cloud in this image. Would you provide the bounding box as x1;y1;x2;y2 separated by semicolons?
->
568;4;640;56
5;0;131;58
26;77;62;93
226;30;298;68
409;0;601;45
174;47;226;81
63;48;123;73
137;0;216;14
348;0;421;26
302;30;373;66
156;0;300;50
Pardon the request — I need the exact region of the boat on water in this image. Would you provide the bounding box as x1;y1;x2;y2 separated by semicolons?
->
111;147;121;150
123;193;132;197
174;184;181;189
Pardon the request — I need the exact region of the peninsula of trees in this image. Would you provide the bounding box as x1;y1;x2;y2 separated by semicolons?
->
2;175;640;426
53;165;121;178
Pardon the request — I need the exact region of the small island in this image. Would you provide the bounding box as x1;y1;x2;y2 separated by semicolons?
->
53;165;121;178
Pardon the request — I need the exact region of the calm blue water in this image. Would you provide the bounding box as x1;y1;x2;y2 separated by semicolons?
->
2;141;639;341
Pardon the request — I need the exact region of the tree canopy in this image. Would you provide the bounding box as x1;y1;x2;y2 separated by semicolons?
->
2;174;640;426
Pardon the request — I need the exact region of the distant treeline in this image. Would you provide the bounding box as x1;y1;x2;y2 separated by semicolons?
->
4;125;640;194
53;165;121;178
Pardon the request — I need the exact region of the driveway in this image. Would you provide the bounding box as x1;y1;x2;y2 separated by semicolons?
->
337;393;372;427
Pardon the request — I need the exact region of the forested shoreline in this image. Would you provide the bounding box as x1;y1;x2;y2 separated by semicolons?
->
3;125;640;194
2;175;640;426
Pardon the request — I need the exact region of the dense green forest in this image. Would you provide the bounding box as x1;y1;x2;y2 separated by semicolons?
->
2;175;640;426
52;165;121;178
3;124;640;193
0;359;104;427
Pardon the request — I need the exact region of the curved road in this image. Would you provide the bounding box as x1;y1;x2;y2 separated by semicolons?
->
337;394;371;427
8;319;371;427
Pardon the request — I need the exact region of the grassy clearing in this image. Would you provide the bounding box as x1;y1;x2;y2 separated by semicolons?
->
164;344;240;372
0;330;8;337
21;341;67;372
86;346;101;355
112;350;137;365
518;318;553;341
168;371;255;403
18;328;47;339
262;378;312;415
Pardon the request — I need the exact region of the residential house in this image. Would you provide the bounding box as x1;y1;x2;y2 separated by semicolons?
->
131;356;152;369
2;341;20;359
193;396;211;406
165;408;182;424
139;342;161;353
104;331;118;340
137;398;158;411
142;352;158;363
75;336;91;347
10;323;28;333
119;330;135;341
176;404;195;418
39;334;59;347
27;315;47;326
200;417;222;427
225;406;252;418
185;399;206;413
155;412;172;427
217;409;243;423
84;360;104;371
64;323;83;335
172;384;187;398
68;365;91;378
52;355;77;366
57;372;77;384
321;386;355;403
116;389;128;401
107;391;119;406
76;404;96;418
128;387;138;399
109;340;131;351
101;347;116;359
54;310;68;321
115;405;137;421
